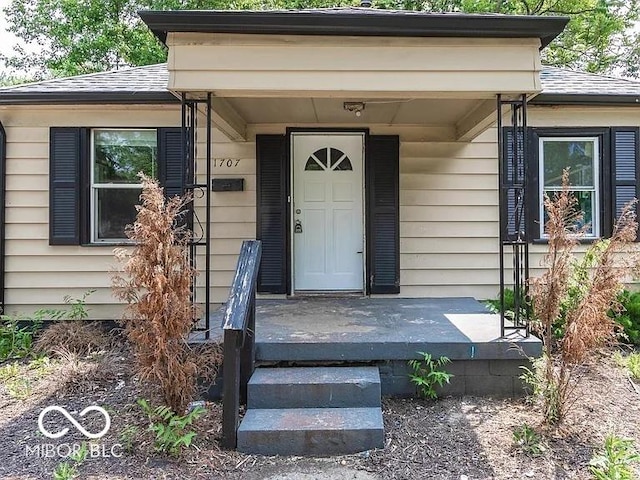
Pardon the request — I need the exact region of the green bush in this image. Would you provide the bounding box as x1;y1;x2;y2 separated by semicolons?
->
137;398;204;456
408;352;453;400
613;351;640;380
0;316;40;361
613;290;640;345
589;435;640;480
485;288;528;321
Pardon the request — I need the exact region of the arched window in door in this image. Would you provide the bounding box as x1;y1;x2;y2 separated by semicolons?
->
305;147;353;171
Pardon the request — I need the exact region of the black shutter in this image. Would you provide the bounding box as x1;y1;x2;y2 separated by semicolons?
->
501;128;534;241
611;128;640;240
256;135;288;294
366;135;400;294
49;128;83;245
157;128;184;198
0;122;6;310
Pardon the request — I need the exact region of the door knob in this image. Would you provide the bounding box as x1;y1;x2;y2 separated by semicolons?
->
294;220;303;233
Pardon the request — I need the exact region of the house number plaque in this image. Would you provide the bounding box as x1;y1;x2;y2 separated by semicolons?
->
213;158;241;168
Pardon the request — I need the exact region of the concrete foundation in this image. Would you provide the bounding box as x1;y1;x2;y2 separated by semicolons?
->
377;358;530;397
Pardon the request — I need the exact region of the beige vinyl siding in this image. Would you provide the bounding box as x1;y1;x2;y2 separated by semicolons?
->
396;126;500;299
397;106;639;299
0;104;255;319
3;102;639;318
167;34;542;97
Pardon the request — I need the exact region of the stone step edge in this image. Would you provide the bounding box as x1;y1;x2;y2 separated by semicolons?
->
248;366;381;386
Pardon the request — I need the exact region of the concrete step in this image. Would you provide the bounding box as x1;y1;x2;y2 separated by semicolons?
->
237;407;385;456
247;366;381;409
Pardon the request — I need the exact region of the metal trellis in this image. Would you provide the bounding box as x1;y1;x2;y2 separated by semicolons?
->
181;93;213;340
498;94;531;337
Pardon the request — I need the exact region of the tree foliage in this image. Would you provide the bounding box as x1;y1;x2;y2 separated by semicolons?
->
2;0;639;79
373;0;640;76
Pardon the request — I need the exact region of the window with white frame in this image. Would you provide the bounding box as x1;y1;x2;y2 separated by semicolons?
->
91;129;157;242
539;136;600;238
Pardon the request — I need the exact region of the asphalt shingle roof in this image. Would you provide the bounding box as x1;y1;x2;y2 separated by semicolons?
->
0;63;639;105
0;63;176;104
539;66;640;96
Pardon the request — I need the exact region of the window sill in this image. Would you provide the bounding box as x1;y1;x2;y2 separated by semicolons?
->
532;237;602;245
81;242;135;247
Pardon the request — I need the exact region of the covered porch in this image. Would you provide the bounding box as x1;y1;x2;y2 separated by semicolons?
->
137;7;567;329
141;9;568;453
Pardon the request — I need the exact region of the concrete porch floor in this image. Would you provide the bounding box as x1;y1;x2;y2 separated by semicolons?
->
196;297;540;397
255;297;541;361
195;297;541;362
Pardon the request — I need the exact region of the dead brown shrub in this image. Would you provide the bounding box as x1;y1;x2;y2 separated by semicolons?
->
561;201;638;364
530;169;640;425
56;347;130;393
189;342;224;395
112;175;200;413
34;321;110;356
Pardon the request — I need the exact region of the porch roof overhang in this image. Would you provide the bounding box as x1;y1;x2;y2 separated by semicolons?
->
139;9;568;142
139;9;568;49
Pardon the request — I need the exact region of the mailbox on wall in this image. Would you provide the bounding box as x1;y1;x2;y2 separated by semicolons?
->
211;178;244;192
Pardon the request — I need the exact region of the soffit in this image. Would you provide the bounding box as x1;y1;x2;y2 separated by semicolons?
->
227;97;479;125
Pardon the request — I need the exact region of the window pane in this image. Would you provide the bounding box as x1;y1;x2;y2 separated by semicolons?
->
94;130;157;183
333;157;353;171
304;158;324;171
543;190;595;236
95;188;140;240
311;148;328;167
543;140;595;187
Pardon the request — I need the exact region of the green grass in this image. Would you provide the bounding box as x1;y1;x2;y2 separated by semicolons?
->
613;351;640;380
0;362;20;382
5;377;32;399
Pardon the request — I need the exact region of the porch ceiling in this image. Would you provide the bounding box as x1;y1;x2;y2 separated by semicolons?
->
204;95;499;142
227;97;478;125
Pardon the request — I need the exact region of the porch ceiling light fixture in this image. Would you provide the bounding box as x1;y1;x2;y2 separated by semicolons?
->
343;101;365;117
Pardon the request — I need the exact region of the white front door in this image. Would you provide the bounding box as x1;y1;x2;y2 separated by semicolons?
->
292;133;364;291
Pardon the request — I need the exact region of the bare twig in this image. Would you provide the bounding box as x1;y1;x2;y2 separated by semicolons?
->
628;374;640;396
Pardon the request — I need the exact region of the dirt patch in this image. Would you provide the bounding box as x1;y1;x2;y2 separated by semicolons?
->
0;348;638;479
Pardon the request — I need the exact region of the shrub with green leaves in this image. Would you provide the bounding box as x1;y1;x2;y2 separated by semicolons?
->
589;435;640;480
137;398;204;456
408;352;453;400
485;288;529;322
627;354;640;380
0;316;40;361
613;290;640;345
